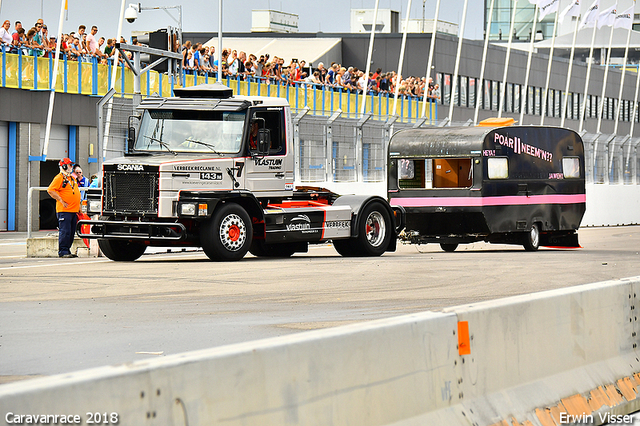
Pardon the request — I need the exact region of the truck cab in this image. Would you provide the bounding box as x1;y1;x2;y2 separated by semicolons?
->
79;84;401;261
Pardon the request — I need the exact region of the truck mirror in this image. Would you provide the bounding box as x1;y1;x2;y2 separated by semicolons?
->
127;127;136;152
257;128;271;155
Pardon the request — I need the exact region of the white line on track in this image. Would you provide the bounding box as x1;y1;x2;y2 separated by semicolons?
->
0;259;112;270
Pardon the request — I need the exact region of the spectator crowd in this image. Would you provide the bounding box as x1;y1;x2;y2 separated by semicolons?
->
180;40;441;101
0;16;441;101
0;18;127;65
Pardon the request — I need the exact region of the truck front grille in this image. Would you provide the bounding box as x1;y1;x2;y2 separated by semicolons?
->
103;171;159;215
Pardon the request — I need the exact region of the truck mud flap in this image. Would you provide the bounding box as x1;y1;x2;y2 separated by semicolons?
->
76;220;186;241
391;205;406;234
540;232;580;248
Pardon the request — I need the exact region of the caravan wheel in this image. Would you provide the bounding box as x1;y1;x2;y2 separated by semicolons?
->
523;224;540;251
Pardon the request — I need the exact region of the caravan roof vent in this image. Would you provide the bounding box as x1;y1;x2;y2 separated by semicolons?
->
173;83;233;99
478;117;515;127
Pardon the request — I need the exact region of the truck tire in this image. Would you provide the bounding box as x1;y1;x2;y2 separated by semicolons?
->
249;240;297;258
440;243;458;252
522;223;540;251
332;239;359;257
201;203;252;261
349;201;392;257
98;239;147;261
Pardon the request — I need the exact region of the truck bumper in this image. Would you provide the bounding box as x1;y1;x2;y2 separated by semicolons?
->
76;219;186;241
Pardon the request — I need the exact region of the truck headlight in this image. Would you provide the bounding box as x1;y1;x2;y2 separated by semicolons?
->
88;200;102;213
180;203;196;216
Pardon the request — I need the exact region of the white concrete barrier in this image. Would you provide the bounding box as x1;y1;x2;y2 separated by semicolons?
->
2;278;640;426
582;183;640;226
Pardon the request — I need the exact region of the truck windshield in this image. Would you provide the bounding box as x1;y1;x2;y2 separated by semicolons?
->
135;110;247;154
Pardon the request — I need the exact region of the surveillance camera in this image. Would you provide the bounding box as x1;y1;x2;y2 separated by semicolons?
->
124;5;138;23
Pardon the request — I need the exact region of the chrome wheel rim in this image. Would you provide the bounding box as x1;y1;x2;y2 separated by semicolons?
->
219;214;246;251
365;211;386;248
530;226;540;248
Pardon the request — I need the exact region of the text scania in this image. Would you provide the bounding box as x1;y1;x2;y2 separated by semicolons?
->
494;133;553;163
117;164;144;171
254;158;283;170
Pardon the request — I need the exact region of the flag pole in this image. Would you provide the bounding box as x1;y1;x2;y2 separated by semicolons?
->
519;4;539;125
540;8;559;125
626;48;640;177
473;0;495;125
101;0;127;165
360;0;380;116
447;0;470;125
579;25;598;133
392;0;413;117
421;0;442;119
42;0;67;159
596;22;616;134
497;0;520;118
560;11;580;127
217;0;222;83
613;4;634;135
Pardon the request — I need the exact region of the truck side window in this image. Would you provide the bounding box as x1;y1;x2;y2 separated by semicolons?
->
487;157;508;179
250;110;285;155
562;157;580;178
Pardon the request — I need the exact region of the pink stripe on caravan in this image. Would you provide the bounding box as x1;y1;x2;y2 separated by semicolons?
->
389;194;586;208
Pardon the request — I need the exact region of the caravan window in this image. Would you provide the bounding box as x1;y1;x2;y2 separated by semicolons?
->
488;157;508;179
399;159;426;188
432;158;473;188
399;159;415;180
563;157;580;178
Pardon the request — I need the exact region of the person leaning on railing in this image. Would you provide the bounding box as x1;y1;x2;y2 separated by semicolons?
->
11;28;26;54
0;20;12;52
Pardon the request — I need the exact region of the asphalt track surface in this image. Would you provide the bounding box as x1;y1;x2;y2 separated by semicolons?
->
1;226;639;383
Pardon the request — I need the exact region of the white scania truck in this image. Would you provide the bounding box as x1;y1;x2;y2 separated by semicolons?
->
78;84;403;261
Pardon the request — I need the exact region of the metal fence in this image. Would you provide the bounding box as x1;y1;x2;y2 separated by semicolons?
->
97;89;640;187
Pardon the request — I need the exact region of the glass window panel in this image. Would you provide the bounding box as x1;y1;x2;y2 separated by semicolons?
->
488;157;508;179
399;159;415;180
484;80;491;110
469;78;476;108
460;76;467;107
563;157;580;178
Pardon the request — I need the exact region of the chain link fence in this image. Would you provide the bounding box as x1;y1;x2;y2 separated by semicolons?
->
99;95;136;162
96;90;640;187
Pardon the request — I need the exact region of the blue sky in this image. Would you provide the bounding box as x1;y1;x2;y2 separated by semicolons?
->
0;0;485;40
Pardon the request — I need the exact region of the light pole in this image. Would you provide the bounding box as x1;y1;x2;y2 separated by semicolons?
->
122;3;184;105
125;3;183;48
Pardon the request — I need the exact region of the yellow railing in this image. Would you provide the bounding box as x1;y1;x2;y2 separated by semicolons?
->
1;50;437;123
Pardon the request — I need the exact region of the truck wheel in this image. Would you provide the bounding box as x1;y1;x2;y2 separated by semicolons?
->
522;223;540;251
250;240;297;258
201;203;252;261
352;201;392;257
98;239;146;261
333;239;360;257
440;243;458;252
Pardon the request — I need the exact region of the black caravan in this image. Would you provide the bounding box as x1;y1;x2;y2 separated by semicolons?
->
387;125;586;251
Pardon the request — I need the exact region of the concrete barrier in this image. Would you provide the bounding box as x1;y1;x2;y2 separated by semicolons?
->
2;278;640;426
25;235;94;258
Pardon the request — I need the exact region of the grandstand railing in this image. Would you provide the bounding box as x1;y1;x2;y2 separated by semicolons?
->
0;49;437;124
